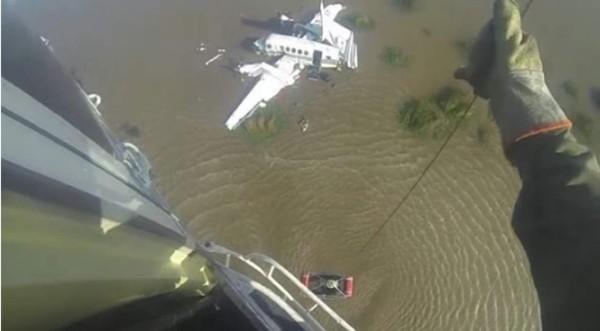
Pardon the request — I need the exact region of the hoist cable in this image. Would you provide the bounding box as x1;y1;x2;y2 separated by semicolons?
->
357;0;535;254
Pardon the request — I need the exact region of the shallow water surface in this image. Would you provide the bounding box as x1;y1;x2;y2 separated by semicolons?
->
15;0;600;329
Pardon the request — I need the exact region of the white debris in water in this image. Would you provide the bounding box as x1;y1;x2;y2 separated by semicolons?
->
299;117;309;132
205;53;224;66
196;42;207;52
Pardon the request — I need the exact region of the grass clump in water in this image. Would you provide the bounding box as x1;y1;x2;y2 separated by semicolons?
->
340;12;376;31
392;0;421;12
239;103;286;142
561;80;580;99
434;86;470;121
397;98;441;135
397;86;473;138
474;120;496;147
380;46;412;69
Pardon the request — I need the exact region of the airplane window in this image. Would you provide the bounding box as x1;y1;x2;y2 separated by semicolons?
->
266;44;272;49
285;47;290;52
304;50;309;56
292;48;296;53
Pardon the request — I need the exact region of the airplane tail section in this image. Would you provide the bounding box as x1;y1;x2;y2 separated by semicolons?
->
320;0;328;42
318;3;348;49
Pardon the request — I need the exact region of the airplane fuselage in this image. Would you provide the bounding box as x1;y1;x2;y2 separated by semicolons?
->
254;34;341;69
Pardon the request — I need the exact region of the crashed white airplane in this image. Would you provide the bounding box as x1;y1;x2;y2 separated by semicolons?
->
225;1;359;130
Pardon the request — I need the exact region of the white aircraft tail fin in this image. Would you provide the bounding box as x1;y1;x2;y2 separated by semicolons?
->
320;0;328;42
318;2;347;47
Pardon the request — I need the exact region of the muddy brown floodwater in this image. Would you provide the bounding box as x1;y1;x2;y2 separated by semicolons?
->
14;0;600;329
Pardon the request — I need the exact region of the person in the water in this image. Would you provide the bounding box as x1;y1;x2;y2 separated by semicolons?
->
455;1;600;330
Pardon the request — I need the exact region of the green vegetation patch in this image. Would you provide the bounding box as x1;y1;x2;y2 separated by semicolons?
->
433;86;471;121
380;46;412;69
397;98;442;136
561;80;580;99
392;0;421;12
397;86;473;138
238;102;286;142
474;119;496;147
340;12;376;31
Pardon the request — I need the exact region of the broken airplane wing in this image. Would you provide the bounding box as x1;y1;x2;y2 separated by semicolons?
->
225;56;303;130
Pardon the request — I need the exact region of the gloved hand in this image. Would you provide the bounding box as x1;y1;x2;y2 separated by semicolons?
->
455;0;571;148
453;21;495;99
